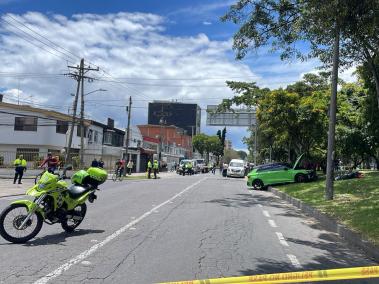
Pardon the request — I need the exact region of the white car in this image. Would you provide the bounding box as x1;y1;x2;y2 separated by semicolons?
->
227;159;245;178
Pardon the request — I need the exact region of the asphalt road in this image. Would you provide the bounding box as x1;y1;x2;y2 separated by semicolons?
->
0;174;377;284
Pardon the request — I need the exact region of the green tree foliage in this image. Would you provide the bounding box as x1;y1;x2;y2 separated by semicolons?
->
237;150;248;160
206;135;224;162
222;0;377;199
224;149;241;164
192;133;208;157
193;133;226;163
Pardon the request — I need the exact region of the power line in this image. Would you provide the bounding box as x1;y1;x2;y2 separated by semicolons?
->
6;14;82;62
98;69;153;101
0;18;77;63
92;77;229;88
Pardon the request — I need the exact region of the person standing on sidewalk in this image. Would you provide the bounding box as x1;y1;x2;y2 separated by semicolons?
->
127;160;134;175
13;155;27;184
147;160;152;179
153;159;159;179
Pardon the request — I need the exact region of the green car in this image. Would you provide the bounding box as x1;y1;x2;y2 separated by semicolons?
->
247;154;317;190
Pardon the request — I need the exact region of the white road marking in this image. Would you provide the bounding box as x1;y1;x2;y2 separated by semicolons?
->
262;210;271;218
80;261;91;266
275;232;289;247
257;204;263;208
287;254;302;268
129;227;136;230
90;240;98;243
154;210;159;213
33;177;207;284
268;219;278;228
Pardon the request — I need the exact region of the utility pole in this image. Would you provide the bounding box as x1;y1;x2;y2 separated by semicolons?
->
65;59;83;164
124;96;132;174
65;58;99;167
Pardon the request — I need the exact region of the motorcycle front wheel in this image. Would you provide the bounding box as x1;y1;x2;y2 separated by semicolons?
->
0;204;43;243
61;203;87;233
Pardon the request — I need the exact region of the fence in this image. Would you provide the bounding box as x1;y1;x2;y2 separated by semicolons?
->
0;150;124;171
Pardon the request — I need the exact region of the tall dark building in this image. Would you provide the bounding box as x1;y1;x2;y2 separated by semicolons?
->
148;101;201;135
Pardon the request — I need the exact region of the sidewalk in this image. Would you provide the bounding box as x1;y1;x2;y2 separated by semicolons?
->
0;171;178;198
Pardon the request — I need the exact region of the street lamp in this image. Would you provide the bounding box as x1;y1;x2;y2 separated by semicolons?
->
70;88;107;97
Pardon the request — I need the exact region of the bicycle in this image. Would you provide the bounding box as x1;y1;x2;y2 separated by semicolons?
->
111;168;124;182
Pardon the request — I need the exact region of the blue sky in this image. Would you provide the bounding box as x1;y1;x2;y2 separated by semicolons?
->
0;0;356;151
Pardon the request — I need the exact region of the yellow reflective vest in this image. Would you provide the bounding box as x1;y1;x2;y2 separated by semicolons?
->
147;161;152;169
153;160;159;169
14;158;27;167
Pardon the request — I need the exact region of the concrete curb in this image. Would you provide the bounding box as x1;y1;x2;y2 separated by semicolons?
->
0;176;34;180
269;186;379;262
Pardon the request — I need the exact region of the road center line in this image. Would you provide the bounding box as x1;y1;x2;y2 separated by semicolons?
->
33;177;207;284
287;254;302;268
262;210;271;218
268;219;278;228
275;232;289;247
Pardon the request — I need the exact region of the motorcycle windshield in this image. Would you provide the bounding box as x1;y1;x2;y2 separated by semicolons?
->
37;172;59;191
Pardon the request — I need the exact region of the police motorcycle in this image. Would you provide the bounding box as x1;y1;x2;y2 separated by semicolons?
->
0;167;107;243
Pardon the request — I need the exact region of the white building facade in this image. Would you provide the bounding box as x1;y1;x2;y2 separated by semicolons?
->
0;102;143;170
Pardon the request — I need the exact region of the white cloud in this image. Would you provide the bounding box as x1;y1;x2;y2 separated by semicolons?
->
203;21;212;25
0;12;256;131
0;11;339;149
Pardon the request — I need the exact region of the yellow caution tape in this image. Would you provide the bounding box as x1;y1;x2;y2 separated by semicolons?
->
160;266;379;284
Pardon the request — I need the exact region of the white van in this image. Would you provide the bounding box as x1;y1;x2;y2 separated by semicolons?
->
227;159;245;178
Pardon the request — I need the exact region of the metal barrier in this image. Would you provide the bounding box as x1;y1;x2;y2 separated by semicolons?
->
0;150;122;171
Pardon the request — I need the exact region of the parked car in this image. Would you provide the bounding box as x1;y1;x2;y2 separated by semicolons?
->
247;154;317;189
227;159;245;178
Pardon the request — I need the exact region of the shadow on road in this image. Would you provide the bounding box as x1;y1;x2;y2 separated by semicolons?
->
238;257;376;284
204;193;260;208
21;228;105;246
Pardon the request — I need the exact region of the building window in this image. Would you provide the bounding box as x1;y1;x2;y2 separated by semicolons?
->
104;131;112;145
56;120;68;134
94;131;99;144
16;148;39;162
88;129;93;143
14;117;37;131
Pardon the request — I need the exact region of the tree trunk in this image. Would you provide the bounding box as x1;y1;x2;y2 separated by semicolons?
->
367;56;379;111
325;24;340;201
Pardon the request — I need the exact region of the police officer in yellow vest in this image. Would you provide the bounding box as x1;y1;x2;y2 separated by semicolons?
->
153;159;159;179
147;160;152;179
13;155;27;184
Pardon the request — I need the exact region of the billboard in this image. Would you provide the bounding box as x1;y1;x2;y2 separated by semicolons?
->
148;102;201;135
206;105;256;127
